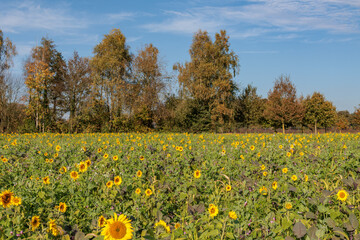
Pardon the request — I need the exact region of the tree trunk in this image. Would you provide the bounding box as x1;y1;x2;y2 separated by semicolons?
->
282;121;285;134
314;120;317;134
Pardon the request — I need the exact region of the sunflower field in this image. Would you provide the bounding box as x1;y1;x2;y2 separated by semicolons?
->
1;133;360;240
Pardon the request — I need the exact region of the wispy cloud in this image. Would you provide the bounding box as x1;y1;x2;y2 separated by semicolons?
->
0;1;88;34
106;12;135;22
142;0;360;38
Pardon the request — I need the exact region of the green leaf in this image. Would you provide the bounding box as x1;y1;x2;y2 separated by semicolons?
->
349;213;359;229
293;222;307;238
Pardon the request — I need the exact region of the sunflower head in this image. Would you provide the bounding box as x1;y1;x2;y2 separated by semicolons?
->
136;170;142;178
43;176;50;184
78;162;87;173
30;216;40;231
154;220;171;233
285;202;292;210
272;181;278;190
208;204;218;218
70;171;79;181
98;215;106;228
135;188;141;195
114;176;122;185
337;189;349;202
106;181;114;188
291;175;298;181
145;189;153;197
0;190;14;208
226;185;231;192
228;211;237;220
12;196;22;206
282;168;288;173
101;213;133;240
59;202;67;213
194;170;201;179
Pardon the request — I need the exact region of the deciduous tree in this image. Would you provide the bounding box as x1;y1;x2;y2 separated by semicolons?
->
264;75;303;134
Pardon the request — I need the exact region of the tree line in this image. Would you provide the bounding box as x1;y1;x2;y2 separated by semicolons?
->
1;29;360;133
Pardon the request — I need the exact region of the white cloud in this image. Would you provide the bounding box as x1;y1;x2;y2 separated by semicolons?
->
142;0;360;37
0;1;88;34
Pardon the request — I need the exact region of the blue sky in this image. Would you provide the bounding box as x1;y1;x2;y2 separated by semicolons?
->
1;0;360;112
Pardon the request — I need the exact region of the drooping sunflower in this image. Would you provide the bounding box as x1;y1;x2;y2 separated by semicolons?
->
48;219;59;236
337;189;349;202
58;202;67;213
145;189;152;197
85;159;91;167
226;185;231;192
70;171;79;181
154;220;171;233
43;176;50;184
228;211;237;220
98;215;107;228
136;170;142;178
12;196;22;206
194;170;201;179
208;204;218;218
0;190;14;208
304;175;309;182
30;216;40;231
114;176;122;186
101;213;133;240
272;181;278;190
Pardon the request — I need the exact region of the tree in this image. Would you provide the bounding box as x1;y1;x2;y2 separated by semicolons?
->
174;30;239;132
130;44;166;130
91;28;132;131
264;75;303;134
24;37;66;131
235;84;264;128
303;92;337;134
336;111;350;133
64;51;91;132
352;106;360;130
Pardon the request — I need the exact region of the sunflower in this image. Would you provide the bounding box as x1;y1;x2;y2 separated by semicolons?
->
279;145;283;149
194;170;201;178
85;159;91;167
98;148;102;153
282;168;288;173
304;175;309;182
263;171;268;177
70;171;79;181
208;204;218;218
226;185;231;192
272;181;278;190
113;155;119;161
78;162;87;173
0;190;14;208
98;215;106;228
103;153;109;159
43;176;50;184
107;181;114;188
135;188;141;195
1;157;8;163
12;196;21;206
261;165;266;170
250;145;255;151
139;156;144;161
55;145;61;151
259;186;268;195
145;189;152;197
285;202;292;210
174;223;181;229
291;175;298;181
48;219;60;236
286;152;292;157
136;170;142;178
154;220;171;233
337;189;349;202
30;216;40;231
58;202;67;213
114;176;122;185
228;211;237;220
101;213;133;240
59;166;67;174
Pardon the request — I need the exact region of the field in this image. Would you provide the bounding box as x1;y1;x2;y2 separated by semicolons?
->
1;133;360;240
